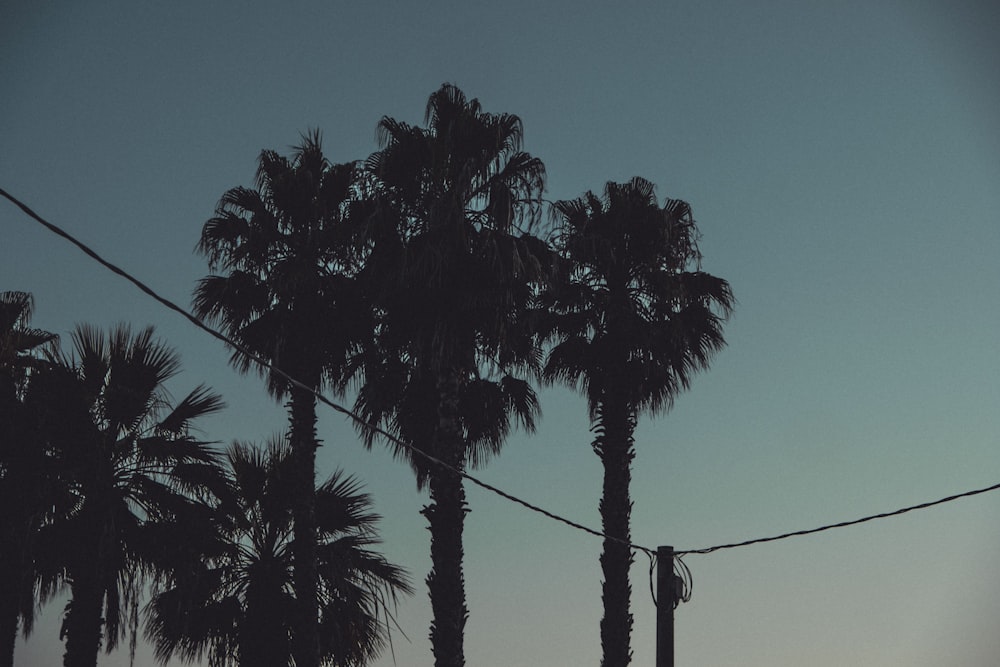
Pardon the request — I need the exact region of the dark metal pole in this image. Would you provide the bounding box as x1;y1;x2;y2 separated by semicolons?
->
656;546;674;667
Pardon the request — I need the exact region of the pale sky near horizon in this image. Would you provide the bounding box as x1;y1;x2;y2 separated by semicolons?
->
3;2;1000;666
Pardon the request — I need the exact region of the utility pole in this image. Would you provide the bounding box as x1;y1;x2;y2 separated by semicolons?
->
656;546;675;667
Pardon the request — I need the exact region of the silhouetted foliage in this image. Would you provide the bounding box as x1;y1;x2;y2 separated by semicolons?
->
5;92;740;667
0;292;56;395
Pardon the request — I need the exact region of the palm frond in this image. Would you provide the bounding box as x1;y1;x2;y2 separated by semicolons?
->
157;385;225;434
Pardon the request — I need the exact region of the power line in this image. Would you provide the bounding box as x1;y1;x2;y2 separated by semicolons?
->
4;187;999;567
0;186;656;558
677;480;1000;555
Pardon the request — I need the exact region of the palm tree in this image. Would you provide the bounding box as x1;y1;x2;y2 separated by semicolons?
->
29;323;224;667
193;131;370;667
0;291;57;667
146;438;412;667
359;84;549;667
542;178;734;667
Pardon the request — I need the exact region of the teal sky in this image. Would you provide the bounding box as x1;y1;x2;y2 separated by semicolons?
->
3;2;999;665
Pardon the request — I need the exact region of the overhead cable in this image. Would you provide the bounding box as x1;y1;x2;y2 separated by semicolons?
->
0;186;656;558
4;188;998;566
677;480;1000;555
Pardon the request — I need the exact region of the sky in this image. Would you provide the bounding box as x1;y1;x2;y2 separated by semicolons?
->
2;1;999;665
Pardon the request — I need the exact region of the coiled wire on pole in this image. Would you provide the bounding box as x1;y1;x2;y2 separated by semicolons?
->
649;550;693;609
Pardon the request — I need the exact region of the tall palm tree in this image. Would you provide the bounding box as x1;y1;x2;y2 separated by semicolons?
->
30;324;224;667
193;131;370;667
146;438;412;667
542;178;734;667
360;84;549;667
0;291;58;667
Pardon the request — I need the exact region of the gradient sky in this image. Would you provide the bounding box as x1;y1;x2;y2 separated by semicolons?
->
3;2;999;666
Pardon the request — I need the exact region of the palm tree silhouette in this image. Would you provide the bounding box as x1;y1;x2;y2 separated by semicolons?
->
31;324;223;667
193;131;370;667
0;291;57;667
543;178;734;667
359;84;549;667
146;438;412;667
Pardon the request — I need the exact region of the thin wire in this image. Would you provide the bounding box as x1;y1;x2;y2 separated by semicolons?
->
6;188;999;564
0;186;656;558
678;480;1000;555
647;552;657;606
673;554;692;607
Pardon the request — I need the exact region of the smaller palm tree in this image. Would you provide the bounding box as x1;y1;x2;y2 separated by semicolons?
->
146;438;412;667
194;131;372;667
30;324;224;667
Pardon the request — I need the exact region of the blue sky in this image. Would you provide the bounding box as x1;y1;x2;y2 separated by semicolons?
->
3;2;999;665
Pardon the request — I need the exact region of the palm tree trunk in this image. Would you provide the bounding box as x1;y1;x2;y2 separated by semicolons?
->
0;575;17;667
423;367;468;667
0;390;22;667
62;502;112;667
62;571;105;667
595;397;636;667
242;574;293;667
288;382;320;667
0;533;31;667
